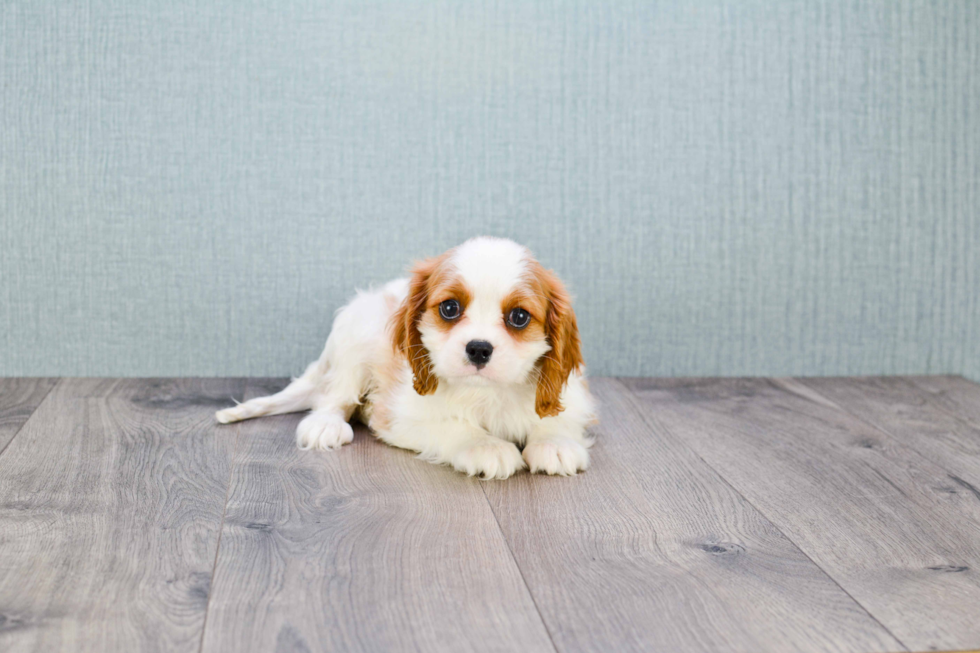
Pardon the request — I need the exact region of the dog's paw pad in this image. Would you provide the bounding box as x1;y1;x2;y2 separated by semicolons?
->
452;440;525;480
296;413;354;451
523;438;589;476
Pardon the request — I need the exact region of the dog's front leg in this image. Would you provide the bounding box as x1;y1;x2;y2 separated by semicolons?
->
523;414;593;476
379;419;526;480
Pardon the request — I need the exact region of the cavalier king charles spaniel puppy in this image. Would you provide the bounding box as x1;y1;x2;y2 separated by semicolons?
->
216;237;596;479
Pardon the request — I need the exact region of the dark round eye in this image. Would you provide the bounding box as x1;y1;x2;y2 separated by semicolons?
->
507;307;531;329
439;299;461;321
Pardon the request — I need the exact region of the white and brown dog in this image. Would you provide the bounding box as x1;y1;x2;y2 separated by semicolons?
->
216;237;596;479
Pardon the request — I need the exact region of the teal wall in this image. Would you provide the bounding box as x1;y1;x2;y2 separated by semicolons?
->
1;1;978;379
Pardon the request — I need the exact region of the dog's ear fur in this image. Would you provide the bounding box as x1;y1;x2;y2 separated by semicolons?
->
391;256;441;395
534;266;583;418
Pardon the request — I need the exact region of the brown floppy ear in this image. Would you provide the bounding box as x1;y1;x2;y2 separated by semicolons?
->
391;257;441;395
535;268;584;418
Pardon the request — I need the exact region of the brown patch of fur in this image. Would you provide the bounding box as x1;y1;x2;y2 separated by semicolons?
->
390;255;447;395
501;288;548;343
425;277;472;334
429;278;471;309
527;262;584;417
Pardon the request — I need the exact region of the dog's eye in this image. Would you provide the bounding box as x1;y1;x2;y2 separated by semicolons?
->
507;307;531;329
439;299;461;321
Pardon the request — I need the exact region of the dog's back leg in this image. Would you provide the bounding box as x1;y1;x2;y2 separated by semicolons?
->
214;358;361;452
294;302;379;450
216;286;390;451
215;364;319;424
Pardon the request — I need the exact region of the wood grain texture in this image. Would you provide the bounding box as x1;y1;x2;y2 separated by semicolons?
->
792;376;980;491
0;377;58;454
482;378;902;653
623;377;980;652
0;378;245;653
907;375;980;432
201;379;555;653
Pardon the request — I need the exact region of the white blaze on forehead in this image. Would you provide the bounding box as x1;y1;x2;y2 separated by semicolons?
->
450;237;529;300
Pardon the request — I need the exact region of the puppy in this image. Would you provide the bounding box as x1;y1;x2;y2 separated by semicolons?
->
216;237;596;479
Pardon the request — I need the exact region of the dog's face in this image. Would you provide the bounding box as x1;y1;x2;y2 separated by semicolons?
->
391;237;583;417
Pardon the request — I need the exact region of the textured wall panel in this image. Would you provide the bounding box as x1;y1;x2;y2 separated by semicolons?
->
1;1;977;378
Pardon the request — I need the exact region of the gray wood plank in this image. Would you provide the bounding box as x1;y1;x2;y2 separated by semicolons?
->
482;378;903;653
0;377;246;653
201;379;555;653
793;376;980;492
0;378;58;454
623;376;980;652
907;375;980;432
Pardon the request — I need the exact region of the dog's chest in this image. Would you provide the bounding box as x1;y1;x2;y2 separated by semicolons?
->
452;385;538;440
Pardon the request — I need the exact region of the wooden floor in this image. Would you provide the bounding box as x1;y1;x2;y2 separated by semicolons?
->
1;377;979;653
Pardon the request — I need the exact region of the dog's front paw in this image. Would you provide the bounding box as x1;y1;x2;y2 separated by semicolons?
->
296;411;354;451
523;437;589;476
452;439;526;480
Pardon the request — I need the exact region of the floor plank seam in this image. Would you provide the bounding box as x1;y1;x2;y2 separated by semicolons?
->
197;379;247;653
612;377;913;653
479;484;561;653
0;377;60;461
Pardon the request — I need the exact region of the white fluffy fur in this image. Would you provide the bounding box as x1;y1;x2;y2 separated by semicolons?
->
216;237;596;479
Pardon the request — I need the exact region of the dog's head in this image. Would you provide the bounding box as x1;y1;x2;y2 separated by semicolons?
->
390;237;583;417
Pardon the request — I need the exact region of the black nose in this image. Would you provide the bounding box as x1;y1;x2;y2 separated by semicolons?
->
465;340;494;367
